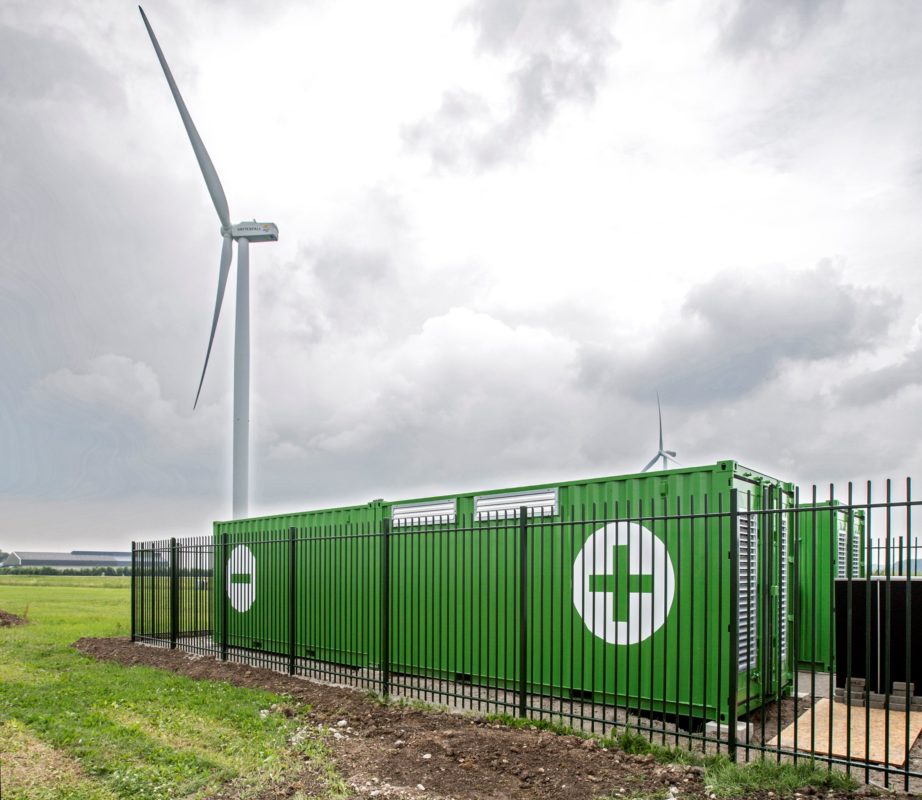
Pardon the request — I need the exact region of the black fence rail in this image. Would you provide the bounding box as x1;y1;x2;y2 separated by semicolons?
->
132;482;922;790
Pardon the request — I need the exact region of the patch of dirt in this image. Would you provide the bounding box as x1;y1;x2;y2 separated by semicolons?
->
74;638;896;799
744;694;817;745
0;608;27;626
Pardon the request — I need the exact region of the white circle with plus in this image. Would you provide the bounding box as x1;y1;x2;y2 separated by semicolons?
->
227;544;256;612
572;522;676;645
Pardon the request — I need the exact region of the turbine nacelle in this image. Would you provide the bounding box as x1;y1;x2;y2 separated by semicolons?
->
229;221;278;242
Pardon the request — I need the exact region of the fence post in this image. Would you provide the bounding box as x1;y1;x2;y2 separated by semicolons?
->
139;548;146;641
130;541;137;642
728;489;740;760
519;505;528;719
170;537;178;649
381;516;391;700
288;526;297;676
221;533;229;661
151;547;157;639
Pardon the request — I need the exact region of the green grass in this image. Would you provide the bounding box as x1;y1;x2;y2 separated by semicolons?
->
485;712;592;739
0;575;861;799
705;756;858;796
0;575;343;800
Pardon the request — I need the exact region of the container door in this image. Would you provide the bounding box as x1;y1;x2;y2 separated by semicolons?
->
734;481;793;709
759;486;792;699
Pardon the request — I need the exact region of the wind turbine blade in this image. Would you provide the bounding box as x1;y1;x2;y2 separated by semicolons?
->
657;392;664;452
666;455;681;466
139;6;231;229
641;454;660;473
194;235;233;409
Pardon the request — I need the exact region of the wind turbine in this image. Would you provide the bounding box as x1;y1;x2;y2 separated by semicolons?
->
641;393;679;472
140;7;277;519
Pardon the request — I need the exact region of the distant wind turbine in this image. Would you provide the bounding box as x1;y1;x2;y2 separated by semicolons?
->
641;393;679;472
140;7;278;519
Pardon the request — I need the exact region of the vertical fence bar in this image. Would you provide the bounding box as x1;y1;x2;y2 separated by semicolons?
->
844;483;854;777
130;541;137;642
715;493;724;753
904;477;912;793
759;486;769;751
381;516;391;699
151;545;158;640
170;537;178;649
221;532;229;661
288;526;297;676
728;488;740;761
791;488;800;763
140;546;146;641
774;488;782;763
518;505;528;719
884;479;892;784
864;481;872;784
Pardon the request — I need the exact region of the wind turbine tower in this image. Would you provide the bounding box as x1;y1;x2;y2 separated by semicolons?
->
140;7;278;518
641;393;679;472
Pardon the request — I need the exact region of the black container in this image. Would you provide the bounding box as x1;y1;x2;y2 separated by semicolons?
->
835;577;921;696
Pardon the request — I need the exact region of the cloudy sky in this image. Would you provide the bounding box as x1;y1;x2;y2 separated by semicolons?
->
1;0;920;551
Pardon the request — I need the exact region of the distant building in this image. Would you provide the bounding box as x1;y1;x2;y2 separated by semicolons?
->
0;551;131;570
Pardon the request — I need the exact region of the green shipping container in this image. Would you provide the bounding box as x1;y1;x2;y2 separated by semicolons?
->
212;460;794;722
214;501;384;667
794;502;865;671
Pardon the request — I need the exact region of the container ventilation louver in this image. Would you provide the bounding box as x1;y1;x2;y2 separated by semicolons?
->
391;499;457;527
474;488;558;521
738;511;759;671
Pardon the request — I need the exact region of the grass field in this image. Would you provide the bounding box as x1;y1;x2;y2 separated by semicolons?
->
0;576;862;800
0;575;341;800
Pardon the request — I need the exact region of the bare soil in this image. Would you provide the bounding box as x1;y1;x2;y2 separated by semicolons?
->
74;638;891;799
744;694;817;745
0;608;27;627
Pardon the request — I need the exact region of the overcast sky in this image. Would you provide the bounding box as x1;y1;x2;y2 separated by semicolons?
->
1;0;920;551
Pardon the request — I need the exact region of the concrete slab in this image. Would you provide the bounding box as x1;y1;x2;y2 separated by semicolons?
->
704;721;752;741
769;698;922;766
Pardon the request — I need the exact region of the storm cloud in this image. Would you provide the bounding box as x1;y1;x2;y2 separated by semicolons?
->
404;0;619;170
579;263;896;406
717;0;845;57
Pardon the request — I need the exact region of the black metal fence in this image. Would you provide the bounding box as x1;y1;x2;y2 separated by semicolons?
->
132;482;921;790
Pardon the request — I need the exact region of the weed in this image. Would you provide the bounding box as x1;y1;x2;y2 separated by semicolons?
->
484;712;590;738
704;756;858;797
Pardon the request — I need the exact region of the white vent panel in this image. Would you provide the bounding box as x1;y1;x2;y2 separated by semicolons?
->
852;519;862;577
391;499;456;527
738;511;758;671
475;488;558;521
836;513;862;578
780;513;789;664
836;516;849;579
